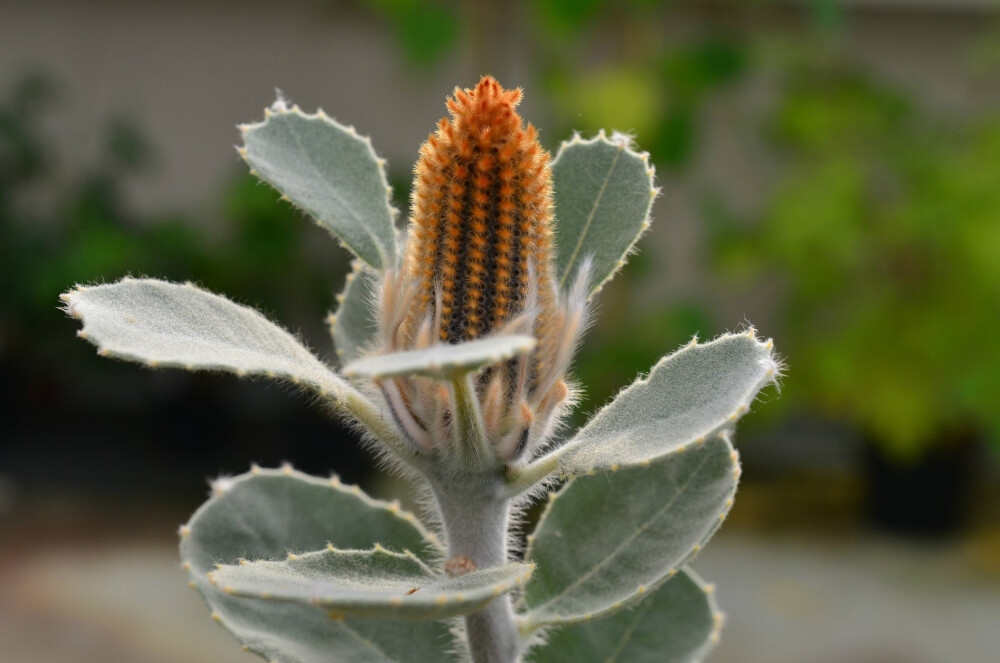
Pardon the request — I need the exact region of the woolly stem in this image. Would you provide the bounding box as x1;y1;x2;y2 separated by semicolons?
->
504;452;559;498
431;474;519;663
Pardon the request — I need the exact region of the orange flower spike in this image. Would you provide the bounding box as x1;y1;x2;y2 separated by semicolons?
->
404;76;557;345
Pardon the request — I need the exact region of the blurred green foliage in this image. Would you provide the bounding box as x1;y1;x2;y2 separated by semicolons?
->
717;55;1000;461
0;72;348;376
355;0;459;66
545;36;746;169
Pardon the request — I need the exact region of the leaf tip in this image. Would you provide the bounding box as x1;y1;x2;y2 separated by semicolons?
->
210;475;236;496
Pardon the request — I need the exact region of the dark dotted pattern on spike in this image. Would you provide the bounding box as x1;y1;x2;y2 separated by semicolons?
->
405;76;555;348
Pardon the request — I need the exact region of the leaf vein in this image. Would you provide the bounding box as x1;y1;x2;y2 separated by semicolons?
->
276;117;388;268
606;596;655;663
530;450;715;619
559;147;623;289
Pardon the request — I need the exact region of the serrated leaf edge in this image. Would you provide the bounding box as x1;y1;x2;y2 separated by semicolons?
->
59;278;351;402
551;129;660;296
179;464;443;555
329;258;379;363
237;101;400;271
554;329;777;476
519;433;739;630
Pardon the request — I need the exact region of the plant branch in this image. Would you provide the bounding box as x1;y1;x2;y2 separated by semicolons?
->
432;476;519;663
504;452;560;498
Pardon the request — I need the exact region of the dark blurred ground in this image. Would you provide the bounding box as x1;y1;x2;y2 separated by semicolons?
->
2;1;999;661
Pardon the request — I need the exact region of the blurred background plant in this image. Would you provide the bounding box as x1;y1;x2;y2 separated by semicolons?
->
717;50;1000;462
0;69;362;504
2;1;999;662
710;45;1000;534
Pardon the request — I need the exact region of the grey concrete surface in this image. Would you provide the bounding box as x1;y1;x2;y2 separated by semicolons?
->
3;533;997;662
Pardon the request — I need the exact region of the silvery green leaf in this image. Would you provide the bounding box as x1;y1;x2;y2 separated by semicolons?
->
211;545;533;620
520;435;738;628
330;260;379;364
240;102;398;270
551;131;656;296
556;332;777;475
61;278;350;399
526;568;721;663
180;467;452;663
344;334;536;381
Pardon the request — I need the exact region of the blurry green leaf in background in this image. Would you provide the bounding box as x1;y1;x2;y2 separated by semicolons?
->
0;71;348;379
356;0;460;66
716;54;1000;462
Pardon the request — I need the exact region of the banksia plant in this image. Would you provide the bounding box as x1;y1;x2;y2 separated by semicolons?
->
61;76;779;663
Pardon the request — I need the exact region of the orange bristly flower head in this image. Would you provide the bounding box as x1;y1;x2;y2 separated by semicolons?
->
377;77;588;464
405;75;556;345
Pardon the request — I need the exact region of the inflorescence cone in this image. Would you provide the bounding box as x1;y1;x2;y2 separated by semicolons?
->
377;76;590;465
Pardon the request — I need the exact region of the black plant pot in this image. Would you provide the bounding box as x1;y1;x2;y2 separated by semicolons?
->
862;431;975;538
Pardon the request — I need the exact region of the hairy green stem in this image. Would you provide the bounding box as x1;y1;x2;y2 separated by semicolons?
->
504;452;560;497
431;473;519;663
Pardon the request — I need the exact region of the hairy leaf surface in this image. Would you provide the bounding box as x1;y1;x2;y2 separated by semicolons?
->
62;279;350;398
241;104;398;269
212;546;532;620
521;436;737;626
344;334;536;380
330;260;380;364
180;468;452;663
557;332;776;475
527;569;720;663
551;132;656;296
